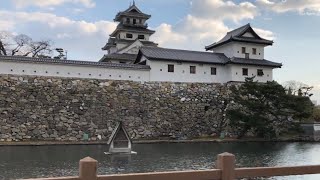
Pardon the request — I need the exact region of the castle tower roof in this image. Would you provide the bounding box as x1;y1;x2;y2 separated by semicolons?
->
205;24;273;51
114;3;151;22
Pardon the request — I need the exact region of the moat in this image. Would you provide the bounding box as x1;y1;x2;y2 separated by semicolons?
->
1;142;320;180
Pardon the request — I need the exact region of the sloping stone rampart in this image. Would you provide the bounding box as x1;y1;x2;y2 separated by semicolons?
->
0;75;229;142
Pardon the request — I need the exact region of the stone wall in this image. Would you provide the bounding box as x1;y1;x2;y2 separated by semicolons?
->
0;75;229;142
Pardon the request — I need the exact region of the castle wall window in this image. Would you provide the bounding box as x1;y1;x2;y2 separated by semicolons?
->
257;69;264;76
252;48;257;55
190;66;196;74
211;67;217;75
126;33;133;39
126;18;130;24
242;47;246;54
133;19;137;24
138;35;145;40
168;64;174;72
242;68;248;76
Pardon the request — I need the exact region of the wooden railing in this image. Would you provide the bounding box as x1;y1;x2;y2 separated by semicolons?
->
21;152;320;180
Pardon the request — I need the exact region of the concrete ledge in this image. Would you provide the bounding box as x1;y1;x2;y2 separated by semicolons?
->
0;137;317;146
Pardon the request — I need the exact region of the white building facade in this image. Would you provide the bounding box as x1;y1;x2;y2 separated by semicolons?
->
0;56;150;82
0;4;282;84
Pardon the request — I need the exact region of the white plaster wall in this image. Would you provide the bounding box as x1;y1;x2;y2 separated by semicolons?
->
108;47;118;54
126;47;139;54
213;42;265;59
228;64;273;82
121;17;147;26
148;60;228;83
0;61;150;82
232;42;265;59
212;44;234;58
119;32;150;41
116;43;128;50
242;32;255;38
117;41;143;54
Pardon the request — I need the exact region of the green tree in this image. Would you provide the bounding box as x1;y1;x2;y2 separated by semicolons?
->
312;106;320;122
227;77;314;139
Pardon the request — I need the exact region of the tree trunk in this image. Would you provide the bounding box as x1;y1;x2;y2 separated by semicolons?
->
0;41;7;56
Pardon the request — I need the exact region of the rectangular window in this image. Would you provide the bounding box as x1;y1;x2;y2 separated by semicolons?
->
211;67;217;75
242;47;246;54
126;18;130;24
245;53;250;59
138;35;145;40
133;19;137;24
126;33;133;39
190;66;196;74
257;69;264;76
252;48;257;55
168;64;174;72
242;68;248;76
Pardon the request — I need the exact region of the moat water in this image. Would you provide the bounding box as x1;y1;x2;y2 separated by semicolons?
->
0;142;320;180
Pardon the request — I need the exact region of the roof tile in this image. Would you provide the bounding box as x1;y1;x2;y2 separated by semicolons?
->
0;55;150;70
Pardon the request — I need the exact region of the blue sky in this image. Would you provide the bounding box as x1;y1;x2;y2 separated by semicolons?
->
1;0;320;101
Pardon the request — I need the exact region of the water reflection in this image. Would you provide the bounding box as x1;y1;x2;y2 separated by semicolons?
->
0;142;320;179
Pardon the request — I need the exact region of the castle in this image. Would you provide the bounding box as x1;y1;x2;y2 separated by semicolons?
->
0;2;282;83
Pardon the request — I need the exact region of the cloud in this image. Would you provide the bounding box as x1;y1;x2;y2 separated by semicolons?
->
152;23;187;48
253;28;275;40
0;10;116;60
1;0;275;60
152;0;271;51
13;0;95;8
191;0;258;22
257;0;320;15
152;15;230;50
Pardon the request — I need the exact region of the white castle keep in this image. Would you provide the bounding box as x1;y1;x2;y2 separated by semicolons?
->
0;3;282;83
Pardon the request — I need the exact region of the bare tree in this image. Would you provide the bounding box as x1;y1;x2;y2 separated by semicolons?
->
283;80;313;97
0;31;53;58
11;34;32;56
25;40;53;57
0;31;10;56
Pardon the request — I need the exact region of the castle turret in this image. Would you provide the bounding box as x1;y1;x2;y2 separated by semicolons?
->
205;24;273;60
100;1;158;64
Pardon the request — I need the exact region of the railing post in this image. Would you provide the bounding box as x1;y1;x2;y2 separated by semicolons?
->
216;152;235;180
79;157;98;180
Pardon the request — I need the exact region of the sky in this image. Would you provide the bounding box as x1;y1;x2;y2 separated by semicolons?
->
1;0;320;102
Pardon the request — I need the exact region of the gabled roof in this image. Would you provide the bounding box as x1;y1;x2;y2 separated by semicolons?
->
115;39;157;46
107;122;132;145
101;37;116;50
205;24;274;50
99;53;137;62
110;24;155;36
136;47;282;68
116;39;144;54
114;3;151;21
117;39;158;53
136;47;230;64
